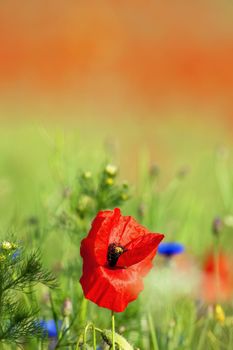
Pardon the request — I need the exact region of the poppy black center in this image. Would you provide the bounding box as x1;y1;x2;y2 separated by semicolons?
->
107;243;125;267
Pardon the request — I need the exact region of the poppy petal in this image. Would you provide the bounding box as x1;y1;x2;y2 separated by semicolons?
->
84;208;121;266
80;265;144;312
117;233;164;268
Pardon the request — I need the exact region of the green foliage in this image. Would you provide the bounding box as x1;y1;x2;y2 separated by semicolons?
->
0;241;56;346
0;126;232;349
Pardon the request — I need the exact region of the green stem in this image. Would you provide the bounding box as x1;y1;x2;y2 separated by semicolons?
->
147;312;159;350
80;322;97;350
79;297;88;326
111;311;115;350
197;318;209;350
83;323;92;345
93;325;97;350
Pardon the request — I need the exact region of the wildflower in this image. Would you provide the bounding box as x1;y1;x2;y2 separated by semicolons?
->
105;178;114;186
12;249;20;260
1;241;13;250
202;251;232;302
39;320;62;338
80;208;164;312
214;304;225;324
105;164;117;177
158;242;184;257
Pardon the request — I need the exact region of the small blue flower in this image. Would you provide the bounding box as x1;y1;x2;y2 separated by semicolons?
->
158;242;184;257
12;249;21;260
39;320;62;338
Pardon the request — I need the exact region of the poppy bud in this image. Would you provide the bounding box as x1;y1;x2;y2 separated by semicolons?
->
62;298;73;317
149;164;160;178
137;203;146;218
122;181;129;189
212;217;223;236
176;166;190;179
27;216;39;225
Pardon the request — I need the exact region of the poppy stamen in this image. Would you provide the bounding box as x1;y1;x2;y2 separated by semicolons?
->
107;243;125;267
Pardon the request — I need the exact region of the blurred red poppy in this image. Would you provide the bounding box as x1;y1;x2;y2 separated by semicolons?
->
80;208;164;312
202;251;233;302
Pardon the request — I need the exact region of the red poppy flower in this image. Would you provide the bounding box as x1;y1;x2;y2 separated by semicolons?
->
80;208;164;312
202;251;233;302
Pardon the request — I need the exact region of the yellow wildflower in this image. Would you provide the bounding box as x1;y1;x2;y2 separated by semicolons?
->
105;178;114;186
1;241;12;250
215;304;225;324
105;164;117;177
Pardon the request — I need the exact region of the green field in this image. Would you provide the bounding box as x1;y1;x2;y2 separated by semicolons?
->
0;119;232;350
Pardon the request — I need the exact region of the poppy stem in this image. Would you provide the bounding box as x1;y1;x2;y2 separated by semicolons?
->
92;324;97;350
111;311;115;350
214;235;220;301
147;312;159;350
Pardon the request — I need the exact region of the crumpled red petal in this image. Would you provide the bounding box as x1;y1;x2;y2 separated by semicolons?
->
117;233;164;268
80;265;144;312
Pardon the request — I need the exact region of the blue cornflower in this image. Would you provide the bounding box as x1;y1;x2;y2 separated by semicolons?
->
39;320;62;338
12;249;21;260
158;242;184;257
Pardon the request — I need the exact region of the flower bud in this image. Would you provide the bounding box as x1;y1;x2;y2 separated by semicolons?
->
212;217;223;236
105;164;117;177
62;298;73;317
83;171;92;179
76;195;94;217
137;203;146;218
149;164;160;178
120;193;128;201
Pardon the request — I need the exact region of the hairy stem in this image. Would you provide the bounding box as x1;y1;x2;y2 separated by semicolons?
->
111;311;115;350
